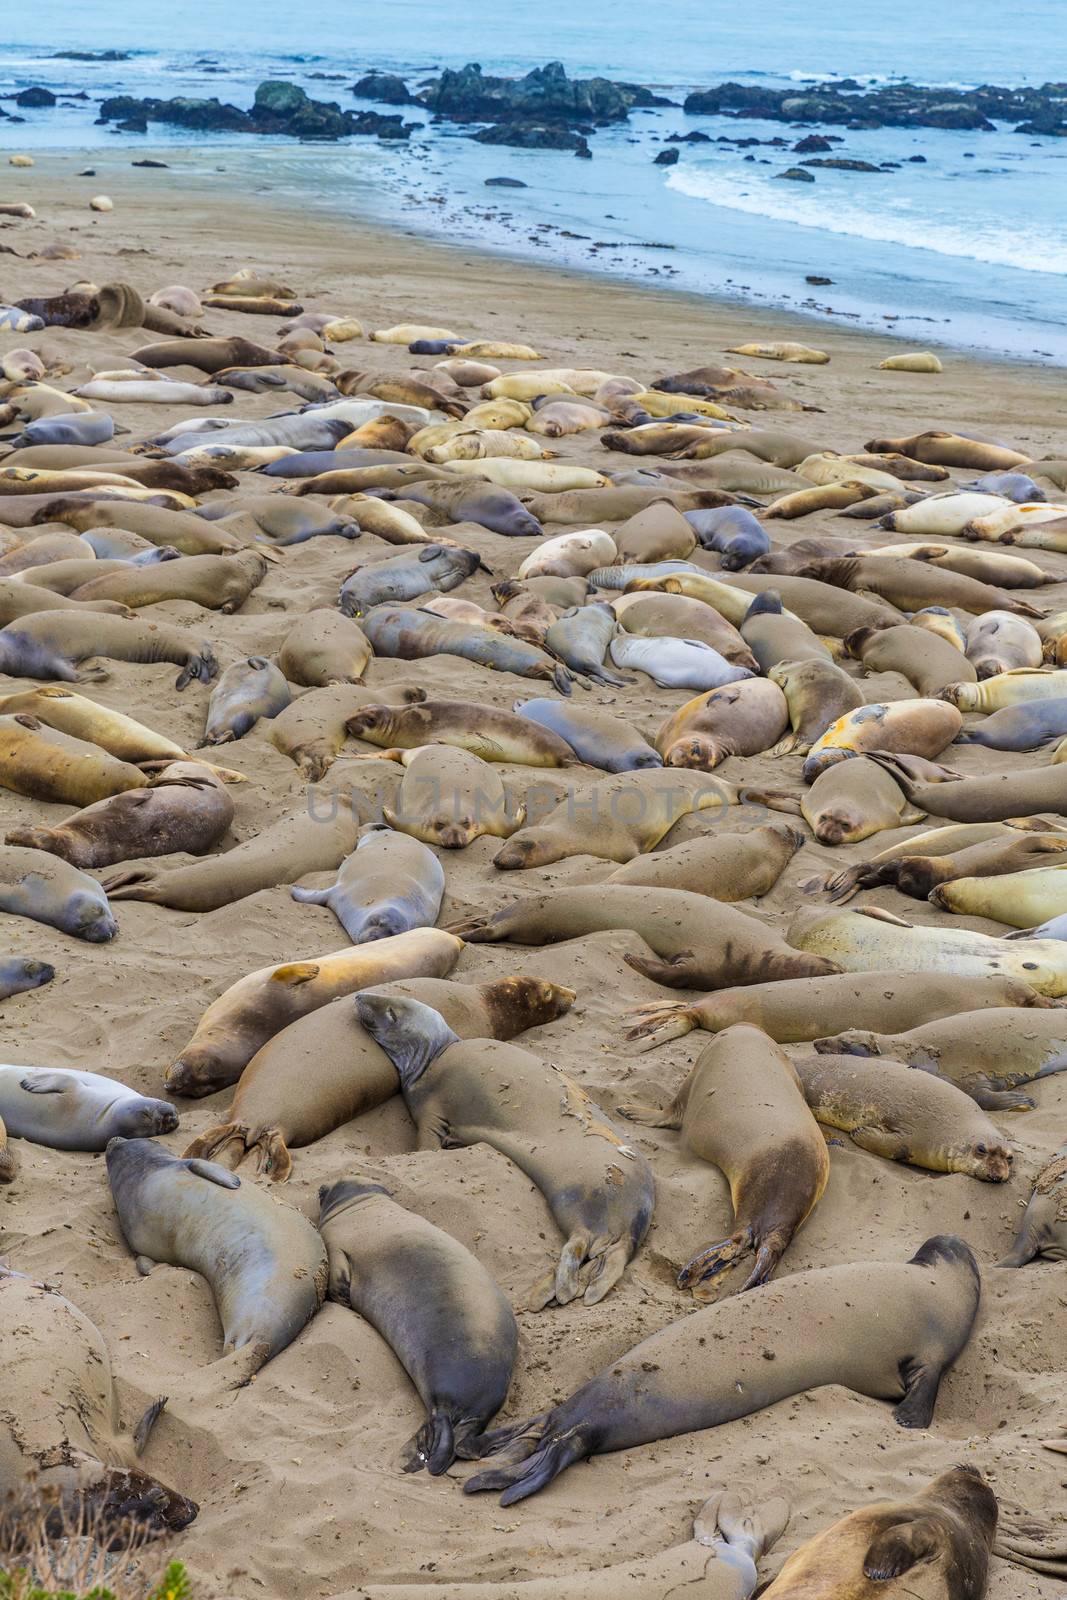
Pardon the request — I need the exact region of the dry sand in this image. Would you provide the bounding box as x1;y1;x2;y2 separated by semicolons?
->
0;155;1064;1597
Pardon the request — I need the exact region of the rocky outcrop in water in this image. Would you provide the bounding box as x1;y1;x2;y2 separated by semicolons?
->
351;72;419;106
682;79;1067;135
419;61;669;125
97;81;421;141
473;122;592;156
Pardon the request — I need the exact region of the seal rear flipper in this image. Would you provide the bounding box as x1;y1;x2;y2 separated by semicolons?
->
973;1086;1035;1112
624;1003;698;1050
460;1411;550;1462
400;1409;455;1476
463;1429;590;1506
581;1238;633;1305
995;1513;1067;1579
181;1122;250;1171
863;1514;942;1579
624;949;703;988
699;1489;791;1566
99;866;157;898
617;1095;684;1129
737;785;804;815
132;1395;168;1455
893;1360;943;1429
678;1227;759;1299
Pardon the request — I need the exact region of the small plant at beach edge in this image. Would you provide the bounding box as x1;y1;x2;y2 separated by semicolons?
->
0;1489;192;1600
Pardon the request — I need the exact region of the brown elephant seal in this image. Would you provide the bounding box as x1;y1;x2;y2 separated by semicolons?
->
464;1235;980;1503
0;577;131;625
791;554;1045;619
0;1268;197;1539
823;829;1067;904
278;608;372;685
187;966;579;1184
0;1117;14;1180
269;682;426;781
793;1053;1012;1180
725;573;903;636
805;701;963;777
166;927;464;1097
964;610;1043;679
71;550;268;613
5;760;234;870
292;826;444;941
0;713;148;805
0;611;217;688
0;1065;176;1151
184;973;575;1180
102;795;362;911
385;746;523;849
357;994;656;1308
613;502;698;562
865;430;1030;470
346;699;576;767
106;1137;326;1380
744;756;923;846
607;823;804;898
819;819;1058;903
867;751;1067;822
625;970;1044;1052
738;591;832;672
622;1025;828;1296
655;678;789;770
814;1006;1067;1112
360;607;572;694
448;885;838;990
0;844;117;940
760;1466;996;1600
845;622;976;695
768;659;865;755
131;336;281;372
495;768;737;870
997;1144;1067;1266
56;499;247;555
318;1176;517;1473
515;699;661;772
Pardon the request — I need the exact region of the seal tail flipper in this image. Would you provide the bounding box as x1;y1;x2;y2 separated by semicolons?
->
624;949;703;988
442;913;494;940
617;1096;683;1129
553;1232;592;1306
995;1512;1067;1579
892;1361;942;1429
678;1228;758;1299
400;1410;455;1476
699;1490;791;1568
290;885;332;905
132;1396;169;1455
995;1199;1045;1267
974;1087;1035;1112
581;1239;633;1305
182;1124;249;1170
737;785;804;815
464;1430;590;1506
460;1411;551;1462
624;1003;698;1050
98;866;158;898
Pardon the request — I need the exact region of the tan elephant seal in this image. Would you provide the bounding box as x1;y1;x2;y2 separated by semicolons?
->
805;700;962;776
68;550;269;611
0;1267;197;1539
346;699;577;767
463;1236;980;1503
357;994;656;1308
278;609;372;685
6;761;234;869
738;591;832;672
725;573;903;636
106;1137;327;1380
767;659;865;755
865;430;1030;470
166;926;464;1097
622;1025;828;1297
744;755;923;846
760;1466;997;1600
270;682;426;781
655;678;789;770
183;974;576;1181
997;1144;1067;1266
0;713;148;805
866;750;1067;822
824;829;1067;904
384;745;523;849
0;685;188;763
131;335;282;372
844;622;976;695
607;822;804;898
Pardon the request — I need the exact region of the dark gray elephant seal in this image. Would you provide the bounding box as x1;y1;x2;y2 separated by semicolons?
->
685;507;770;570
318;1176;517;1473
106;1137;327;1377
0;956;54;1000
463;1235;980;1504
956;698;1067;752
543;603;631;687
515;699;662;772
339;546;481;618
997;1145;1067;1266
356;995;655;1308
291;826;444;942
0;611;217;689
0;1066;176;1151
202;656;291;745
0;845;117;940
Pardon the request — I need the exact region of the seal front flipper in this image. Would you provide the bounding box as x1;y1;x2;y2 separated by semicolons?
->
18;1070;69;1093
400;1410;455;1477
185;1156;241;1189
618;1094;684;1129
863;1513;942;1578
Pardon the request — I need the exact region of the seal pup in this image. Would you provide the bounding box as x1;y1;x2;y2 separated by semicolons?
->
744;756;923;847
356;994;655;1308
997;1144;1067;1266
793;1053;1012;1180
291;827;444;942
844;622;976;696
931;863;1067;926
463;1236;980;1503
0;688;186;765
318;1176;518;1473
965;610;1043;679
609;633;752;691
622;1025;828;1296
956;697;1067;751
359;607;572;694
202;657;291;745
0;956;55;1002
0;1267;197;1539
760;1465;997;1600
0;1066;177;1151
0;844;117;941
106;1138;327;1379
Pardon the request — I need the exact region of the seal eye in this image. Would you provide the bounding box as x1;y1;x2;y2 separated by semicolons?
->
976;1143;988;1154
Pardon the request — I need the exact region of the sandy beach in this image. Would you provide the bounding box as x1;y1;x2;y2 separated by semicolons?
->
1;152;1065;1599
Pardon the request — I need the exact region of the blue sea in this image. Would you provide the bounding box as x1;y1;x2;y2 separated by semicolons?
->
2;2;1066;361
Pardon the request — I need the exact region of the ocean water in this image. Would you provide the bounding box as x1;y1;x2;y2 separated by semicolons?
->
1;1;1066;361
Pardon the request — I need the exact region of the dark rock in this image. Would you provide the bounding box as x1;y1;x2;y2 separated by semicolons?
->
485;176;528;187
473;120;590;152
654;147;680;165
800;157;882;172
116;117;148;133
421;60;638;126
666;130;711;143
909;154;927;161
53;49;130;61
16;87;56;108
806;274;833;284
253;80;309;117
776;166;816;182
78;168;96;176
793;134;832;152
351;71;417;105
98;93;252;132
132;159;168;167
682;77;1059;133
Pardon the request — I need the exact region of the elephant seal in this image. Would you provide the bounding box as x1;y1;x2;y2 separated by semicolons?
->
448;885;838;990
347;699;576;767
615;590;757;667
357;994;656;1308
517;530;616;580
622;1025;827;1296
655;679;788;770
493;768;737;870
102;795;361;911
745;755;923;846
767;659;864;756
278;609;372;686
0;714;148;806
384;746;523;849
625;970;1043;1052
793;1053;1012;1179
0;1268;197;1539
106;1138;327;1379
760;1466;996;1600
824;829;1067;904
318;1177;517;1472
463;1236;980;1503
956;698;1067;750
166;926;463;1096
269;683;426;782
0;1065;177;1151
932;863;1067;926
131;335;282;373
339;546;480;618
378;479;543;538
788;904;1067;995
515;700;661;772
0;845;117;941
610;633;751;691
607;823;803;898
544;603;631;687
739;592;832;673
845;622;976;695
0;1117;13;1183
866;751;1067;822
184;973;575;1181
865;430;1030;470
940;669;1067;712
202;657;291;745
57;500;247;556
997;1144;1067;1266
0;611;217;688
806;700;963;775
613;503;698;563
0;956;55;1002
69;550;268;612
794;556;1036;623
725;573;903;636
819;818;1059;902
360;607;571;694
686;506;770;569
5;761;234;870
292;826;444;941
965;610;1043;680
815;1006;1067;1112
